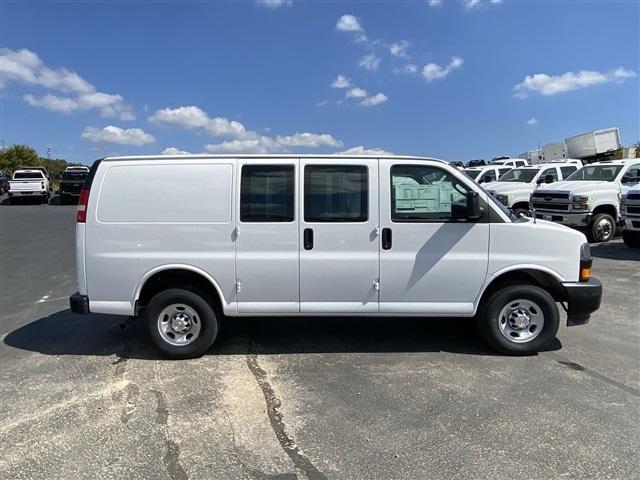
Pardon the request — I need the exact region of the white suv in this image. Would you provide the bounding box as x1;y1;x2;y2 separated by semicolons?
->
532;160;640;243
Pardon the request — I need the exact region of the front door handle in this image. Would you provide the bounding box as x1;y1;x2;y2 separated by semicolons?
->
382;228;392;250
304;228;314;250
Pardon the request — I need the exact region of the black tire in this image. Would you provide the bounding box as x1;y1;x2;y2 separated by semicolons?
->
9;197;17;205
512;207;529;218
145;288;219;359
476;284;559;355
622;231;640;248
587;213;615;243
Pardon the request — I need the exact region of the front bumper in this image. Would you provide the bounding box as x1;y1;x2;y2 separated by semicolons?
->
535;211;591;227
69;292;90;314
562;277;602;326
624;217;640;232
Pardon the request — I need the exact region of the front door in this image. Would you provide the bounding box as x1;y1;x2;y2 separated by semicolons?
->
379;160;489;315
235;160;299;313
299;159;379;313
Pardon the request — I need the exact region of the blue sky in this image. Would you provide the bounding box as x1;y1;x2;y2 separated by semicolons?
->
1;0;638;164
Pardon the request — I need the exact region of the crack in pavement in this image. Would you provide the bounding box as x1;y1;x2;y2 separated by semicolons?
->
547;351;640;397
246;335;328;480
151;389;189;480
222;408;298;480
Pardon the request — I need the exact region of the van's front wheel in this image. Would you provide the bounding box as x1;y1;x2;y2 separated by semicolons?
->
477;284;559;355
146;288;219;359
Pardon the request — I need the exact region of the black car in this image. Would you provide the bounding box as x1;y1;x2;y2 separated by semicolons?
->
0;172;9;195
466;159;487;167
59;170;88;204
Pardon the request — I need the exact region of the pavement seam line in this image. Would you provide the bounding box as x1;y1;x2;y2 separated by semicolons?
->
246;335;328;480
546;351;640;397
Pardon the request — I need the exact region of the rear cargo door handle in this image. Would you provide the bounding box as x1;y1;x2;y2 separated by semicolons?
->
303;228;314;250
382;228;392;250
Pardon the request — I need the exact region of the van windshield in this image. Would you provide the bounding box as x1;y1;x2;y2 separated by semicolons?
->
498;168;538;183
565;165;623;182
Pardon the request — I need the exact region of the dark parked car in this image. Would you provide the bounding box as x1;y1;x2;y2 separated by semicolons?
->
0;172;9;195
59;170;88;204
466;159;487;167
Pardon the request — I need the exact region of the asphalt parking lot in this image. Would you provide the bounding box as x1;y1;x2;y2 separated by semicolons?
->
1;198;639;480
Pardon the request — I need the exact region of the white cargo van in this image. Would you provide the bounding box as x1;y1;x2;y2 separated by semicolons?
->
70;155;602;358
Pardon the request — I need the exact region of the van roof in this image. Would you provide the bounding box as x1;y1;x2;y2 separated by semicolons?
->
101;154;446;163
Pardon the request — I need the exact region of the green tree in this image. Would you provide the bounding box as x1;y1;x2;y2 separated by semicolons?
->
0;144;40;173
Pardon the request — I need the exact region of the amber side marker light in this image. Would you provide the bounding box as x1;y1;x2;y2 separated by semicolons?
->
579;243;592;282
580;266;592;282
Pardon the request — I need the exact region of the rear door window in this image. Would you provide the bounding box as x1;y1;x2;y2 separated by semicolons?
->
304;165;368;222
241;165;295;222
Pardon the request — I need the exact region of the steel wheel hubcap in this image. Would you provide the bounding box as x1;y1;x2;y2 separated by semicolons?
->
158;304;201;346
595;218;613;240
498;299;544;343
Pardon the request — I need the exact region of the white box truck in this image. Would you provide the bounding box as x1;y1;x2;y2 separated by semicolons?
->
69;155;602;358
565;128;621;159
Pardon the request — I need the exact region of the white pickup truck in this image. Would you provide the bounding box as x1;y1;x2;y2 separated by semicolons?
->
7;169;50;204
532;159;640;243
482;162;580;217
621;183;640;247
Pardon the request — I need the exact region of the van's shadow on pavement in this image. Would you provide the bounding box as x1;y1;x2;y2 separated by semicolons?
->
4;309;562;360
590;241;640;261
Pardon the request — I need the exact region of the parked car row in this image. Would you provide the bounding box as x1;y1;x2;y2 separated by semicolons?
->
4;165;89;205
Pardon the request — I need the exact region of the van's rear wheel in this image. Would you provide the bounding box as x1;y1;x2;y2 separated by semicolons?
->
146;288;219;359
476;284;559;355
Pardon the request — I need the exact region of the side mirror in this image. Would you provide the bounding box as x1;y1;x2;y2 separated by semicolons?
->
452;191;482;220
544;174;555;184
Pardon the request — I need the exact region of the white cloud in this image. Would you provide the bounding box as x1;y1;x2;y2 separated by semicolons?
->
336;14;363;32
514;67;637;98
463;0;502;10
152;104;343;153
346;87;368;98
389;40;410;58
315;100;328;107
527;117;539;125
148;106;246;137
275;132;342;148
336;145;393;155
427;0;443;6
393;64;418;75
359;53;381;72
1;48;134;120
256;0;292;8
331;75;352;89
360;92;388;107
161;147;192;155
204;136;280;154
24;94;78;114
81;126;155;146
422;56;463;82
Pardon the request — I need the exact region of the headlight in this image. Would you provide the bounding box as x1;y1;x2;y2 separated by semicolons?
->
621;194;628;214
572;195;589;211
496;194;509;206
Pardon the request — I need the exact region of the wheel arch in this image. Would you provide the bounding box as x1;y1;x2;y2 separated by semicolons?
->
134;264;227;314
475;266;566;315
591;203;618;219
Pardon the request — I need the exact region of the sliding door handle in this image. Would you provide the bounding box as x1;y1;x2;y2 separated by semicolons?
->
303;228;314;250
382;228;392;250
